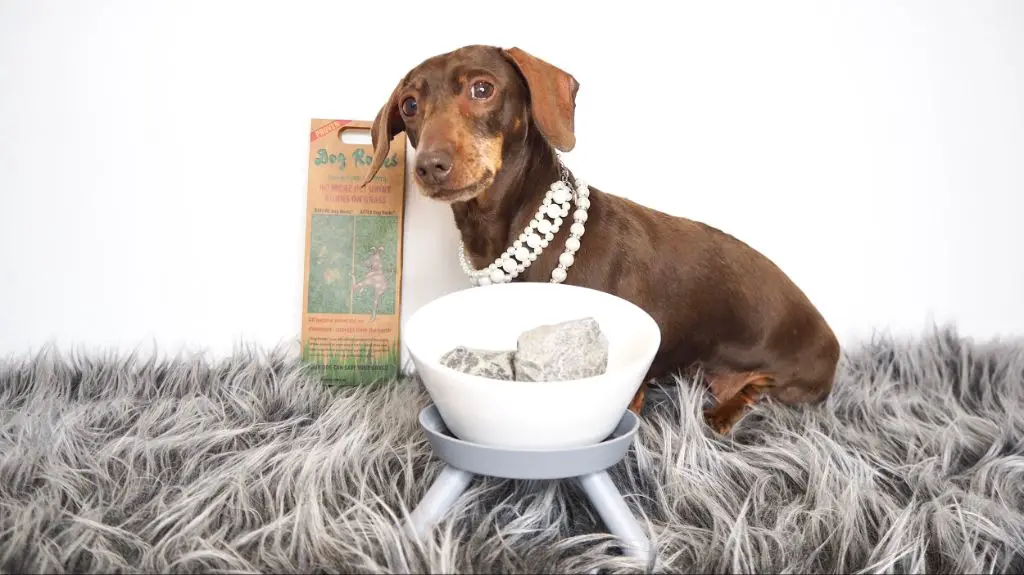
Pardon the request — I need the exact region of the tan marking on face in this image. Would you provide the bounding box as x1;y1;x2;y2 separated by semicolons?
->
448;119;482;185
476;133;503;176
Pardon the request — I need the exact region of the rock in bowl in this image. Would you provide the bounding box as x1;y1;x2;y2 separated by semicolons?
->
403;283;661;450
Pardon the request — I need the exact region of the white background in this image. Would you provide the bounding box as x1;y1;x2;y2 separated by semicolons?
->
1;0;1022;365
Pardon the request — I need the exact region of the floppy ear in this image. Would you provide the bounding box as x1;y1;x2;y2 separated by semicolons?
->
501;47;580;152
359;79;406;187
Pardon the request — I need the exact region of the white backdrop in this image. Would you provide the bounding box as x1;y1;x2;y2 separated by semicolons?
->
1;0;1022;365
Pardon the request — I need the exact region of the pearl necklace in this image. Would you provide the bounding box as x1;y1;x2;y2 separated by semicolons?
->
458;165;590;286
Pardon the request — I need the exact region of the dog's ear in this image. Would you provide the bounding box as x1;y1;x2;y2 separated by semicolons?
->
359;78;406;188
501;47;579;152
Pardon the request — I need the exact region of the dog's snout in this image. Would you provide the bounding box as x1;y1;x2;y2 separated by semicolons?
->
415;149;453;185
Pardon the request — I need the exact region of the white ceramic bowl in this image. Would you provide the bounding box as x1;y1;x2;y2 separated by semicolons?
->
404;282;661;450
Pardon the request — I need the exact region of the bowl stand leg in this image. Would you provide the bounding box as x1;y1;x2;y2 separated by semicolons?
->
576;471;652;561
404;465;474;540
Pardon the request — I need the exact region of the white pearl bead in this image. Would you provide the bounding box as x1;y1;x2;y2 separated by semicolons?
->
461;174;589;290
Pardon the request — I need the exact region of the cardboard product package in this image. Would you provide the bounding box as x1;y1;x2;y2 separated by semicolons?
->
300;119;408;385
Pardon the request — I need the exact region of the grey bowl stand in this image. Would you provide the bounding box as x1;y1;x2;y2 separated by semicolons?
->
403;405;651;561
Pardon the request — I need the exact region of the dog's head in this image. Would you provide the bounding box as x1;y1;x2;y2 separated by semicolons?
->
358;45;579;202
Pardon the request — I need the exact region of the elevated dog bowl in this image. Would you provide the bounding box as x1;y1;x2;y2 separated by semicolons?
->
403;282;661;451
404;404;652;561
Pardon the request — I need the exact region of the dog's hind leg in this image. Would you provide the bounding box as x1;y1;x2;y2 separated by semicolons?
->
703;371;775;434
707;371;771;406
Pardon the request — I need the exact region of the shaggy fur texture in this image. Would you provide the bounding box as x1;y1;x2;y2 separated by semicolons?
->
1;327;1023;574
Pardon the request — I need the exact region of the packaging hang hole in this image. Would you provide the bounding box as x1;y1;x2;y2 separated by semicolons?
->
339;126;372;145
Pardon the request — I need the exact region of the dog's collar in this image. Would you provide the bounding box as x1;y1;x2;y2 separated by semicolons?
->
458;162;590;286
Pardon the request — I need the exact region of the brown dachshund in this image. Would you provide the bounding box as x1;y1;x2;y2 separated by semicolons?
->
359;45;840;434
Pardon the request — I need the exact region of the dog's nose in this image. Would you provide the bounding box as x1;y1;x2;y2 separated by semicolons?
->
415;149;453;185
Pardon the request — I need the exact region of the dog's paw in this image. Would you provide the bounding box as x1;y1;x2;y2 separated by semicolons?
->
702;407;737;435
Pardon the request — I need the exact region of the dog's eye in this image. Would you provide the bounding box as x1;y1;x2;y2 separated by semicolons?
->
469;81;494;100
401;97;418;117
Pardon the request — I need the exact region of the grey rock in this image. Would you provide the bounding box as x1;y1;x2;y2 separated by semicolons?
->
513;317;609;382
440;346;516;380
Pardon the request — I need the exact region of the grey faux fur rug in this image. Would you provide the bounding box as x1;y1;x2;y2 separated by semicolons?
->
2;327;1023;574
